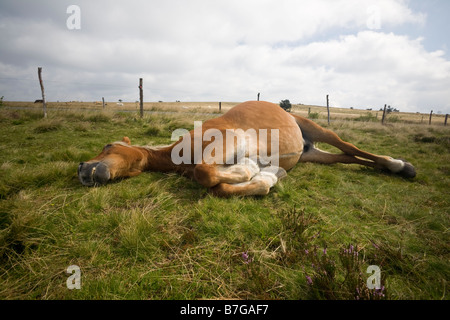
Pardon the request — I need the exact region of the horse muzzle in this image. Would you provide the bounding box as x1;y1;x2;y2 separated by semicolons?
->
78;162;111;186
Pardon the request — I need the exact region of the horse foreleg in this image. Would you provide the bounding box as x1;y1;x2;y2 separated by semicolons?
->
193;158;260;188
211;167;287;197
194;159;287;196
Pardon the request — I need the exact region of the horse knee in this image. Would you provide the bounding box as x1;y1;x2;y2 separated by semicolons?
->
210;183;233;197
211;181;270;197
194;164;219;188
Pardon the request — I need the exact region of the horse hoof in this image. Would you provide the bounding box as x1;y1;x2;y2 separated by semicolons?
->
399;161;416;179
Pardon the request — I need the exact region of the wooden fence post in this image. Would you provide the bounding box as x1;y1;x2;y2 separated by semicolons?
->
139;78;143;118
37;67;47;118
257;93;260;101
429;110;433;125
219;101;221;112
381;104;387;125
102;97;105;109
445;114;448;126
326;94;330;125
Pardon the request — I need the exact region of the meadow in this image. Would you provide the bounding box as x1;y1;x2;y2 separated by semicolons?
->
0;102;448;300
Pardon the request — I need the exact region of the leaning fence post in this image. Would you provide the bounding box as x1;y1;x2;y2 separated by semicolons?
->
139;78;143;118
326;94;330;125
381;104;387;125
429;110;433;125
37;67;47;118
445;114;448;126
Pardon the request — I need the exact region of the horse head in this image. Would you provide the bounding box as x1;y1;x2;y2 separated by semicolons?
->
78;137;147;186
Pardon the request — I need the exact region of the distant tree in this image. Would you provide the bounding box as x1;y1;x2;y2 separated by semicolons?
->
386;106;400;114
279;99;292;112
0;96;3;106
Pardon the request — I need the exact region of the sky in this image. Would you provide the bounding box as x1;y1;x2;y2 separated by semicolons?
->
0;0;449;113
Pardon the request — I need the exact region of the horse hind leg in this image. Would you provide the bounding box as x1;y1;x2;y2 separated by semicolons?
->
299;145;377;167
292;114;416;178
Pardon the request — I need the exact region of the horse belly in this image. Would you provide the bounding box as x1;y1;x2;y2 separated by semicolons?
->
277;125;303;170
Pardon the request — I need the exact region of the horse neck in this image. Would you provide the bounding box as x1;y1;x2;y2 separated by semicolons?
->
139;145;178;173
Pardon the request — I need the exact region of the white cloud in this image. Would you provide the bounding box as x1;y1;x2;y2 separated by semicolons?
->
0;0;448;113
76;0;426;45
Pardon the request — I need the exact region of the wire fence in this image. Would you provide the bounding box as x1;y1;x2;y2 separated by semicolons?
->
0;73;448;126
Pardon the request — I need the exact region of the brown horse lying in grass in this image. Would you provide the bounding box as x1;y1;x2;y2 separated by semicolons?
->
78;101;416;196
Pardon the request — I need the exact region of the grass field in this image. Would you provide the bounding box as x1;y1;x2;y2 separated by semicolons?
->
0;102;449;300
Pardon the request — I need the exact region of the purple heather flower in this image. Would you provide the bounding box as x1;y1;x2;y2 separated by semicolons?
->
306;275;313;285
323;248;327;255
376;286;386;297
242;251;252;264
304;249;309;254
356;287;361;300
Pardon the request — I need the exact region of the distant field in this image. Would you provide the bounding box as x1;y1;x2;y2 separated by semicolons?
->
0;103;449;300
3;100;449;125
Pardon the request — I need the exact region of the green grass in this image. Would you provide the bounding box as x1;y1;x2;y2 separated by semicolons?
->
0;109;448;300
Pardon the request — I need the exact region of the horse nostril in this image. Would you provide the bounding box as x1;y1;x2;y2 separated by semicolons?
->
78;162;110;186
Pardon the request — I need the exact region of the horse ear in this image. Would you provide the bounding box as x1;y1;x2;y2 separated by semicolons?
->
122;137;131;145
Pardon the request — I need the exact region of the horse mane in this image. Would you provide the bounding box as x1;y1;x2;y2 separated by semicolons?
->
112;141;171;151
